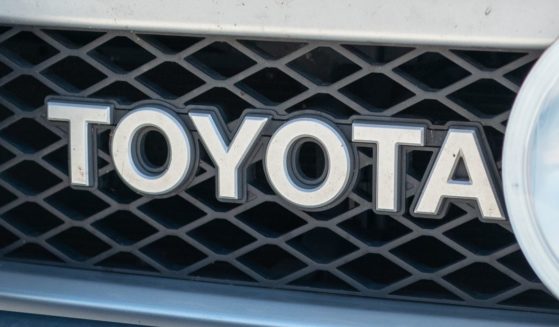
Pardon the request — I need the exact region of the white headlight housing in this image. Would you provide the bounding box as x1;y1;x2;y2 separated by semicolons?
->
503;39;559;298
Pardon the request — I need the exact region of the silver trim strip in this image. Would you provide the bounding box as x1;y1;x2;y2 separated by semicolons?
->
0;262;557;326
0;0;557;49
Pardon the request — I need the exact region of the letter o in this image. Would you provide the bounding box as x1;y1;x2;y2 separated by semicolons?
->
111;107;195;195
264;117;353;209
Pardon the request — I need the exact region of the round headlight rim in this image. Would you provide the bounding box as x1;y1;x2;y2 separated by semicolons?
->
503;38;559;298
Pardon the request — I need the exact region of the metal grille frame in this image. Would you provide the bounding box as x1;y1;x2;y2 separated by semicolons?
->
0;25;556;313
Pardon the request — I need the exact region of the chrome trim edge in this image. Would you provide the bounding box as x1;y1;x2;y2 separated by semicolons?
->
0;0;557;49
0;262;557;327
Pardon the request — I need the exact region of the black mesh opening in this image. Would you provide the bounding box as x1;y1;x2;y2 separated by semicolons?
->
187;42;255;79
288;47;360;85
0;32;58;66
89;37;155;73
0;224;18;249
237;68;307;104
98;171;141;203
42;56;106;91
0;75;55;111
505;60;536;85
238;202;305;237
394;100;468;124
444;219;515;255
449;79;515;116
444;263;519;299
288;228;357;263
188;219;255;254
91;81;148;104
287;93;357;119
396;52;470;90
0;184;16;208
340;73;414;111
339;210;411;246
2;202;62;236
339;254;410;289
42;146;68;174
0;61;12;79
6;243;62;263
137;62;204;99
0;118;60;153
141;236;206;270
391;236;465;272
47;227;111;261
239;245;306;279
498;251;540;282
93;211;157;245
45;188;109;221
0;104;13;123
0;144;14;165
1;161;61;195
139;196;206;229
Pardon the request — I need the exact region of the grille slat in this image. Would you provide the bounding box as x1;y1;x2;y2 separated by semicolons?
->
0;25;555;313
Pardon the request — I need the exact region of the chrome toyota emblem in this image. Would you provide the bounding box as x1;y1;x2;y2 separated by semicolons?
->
47;99;505;221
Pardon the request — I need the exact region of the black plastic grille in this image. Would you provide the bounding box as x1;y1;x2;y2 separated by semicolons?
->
0;25;556;313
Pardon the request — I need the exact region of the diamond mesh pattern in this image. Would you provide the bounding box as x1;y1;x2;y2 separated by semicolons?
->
0;25;556;313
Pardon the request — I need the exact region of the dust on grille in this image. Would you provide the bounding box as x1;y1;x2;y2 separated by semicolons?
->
0;26;556;313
